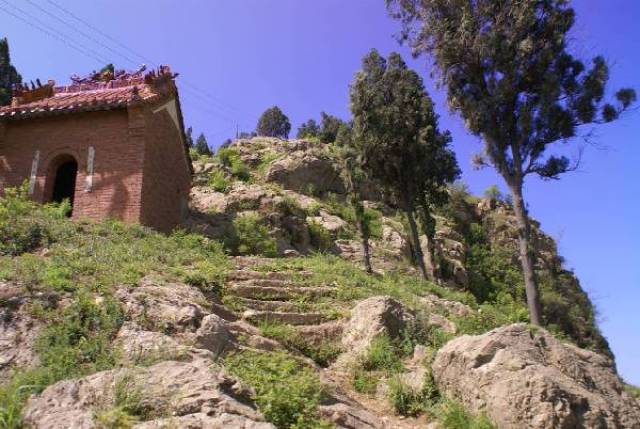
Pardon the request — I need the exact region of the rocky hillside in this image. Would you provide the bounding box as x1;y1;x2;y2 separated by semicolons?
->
0;137;638;428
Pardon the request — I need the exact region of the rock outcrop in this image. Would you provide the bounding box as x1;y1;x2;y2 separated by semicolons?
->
432;324;640;429
22;355;274;429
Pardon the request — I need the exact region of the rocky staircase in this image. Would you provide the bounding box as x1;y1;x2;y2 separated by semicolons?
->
225;257;339;327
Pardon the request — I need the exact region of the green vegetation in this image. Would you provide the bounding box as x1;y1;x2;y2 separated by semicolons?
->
0;38;22;106
0;188;229;426
225;350;330;429
227;213;277;257
194;132;212;156
216;147;250;181
350;49;459;280
388;0;636;326
256;106;291;139
258;321;341;367
208;170;231;193
307;221;333;252
435;399;495;429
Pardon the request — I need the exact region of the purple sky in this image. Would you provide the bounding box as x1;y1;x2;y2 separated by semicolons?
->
1;0;638;384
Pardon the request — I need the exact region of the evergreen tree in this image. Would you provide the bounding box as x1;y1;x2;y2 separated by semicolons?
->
185;126;194;147
350;50;459;280
0;38;22;106
318;112;345;143
388;0;636;325
194;133;212;156
297;119;320;139
256;106;291;139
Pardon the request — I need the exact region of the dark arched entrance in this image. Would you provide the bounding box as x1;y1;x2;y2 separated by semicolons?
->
50;158;78;214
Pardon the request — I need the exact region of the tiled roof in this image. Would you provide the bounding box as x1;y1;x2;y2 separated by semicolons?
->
0;66;176;120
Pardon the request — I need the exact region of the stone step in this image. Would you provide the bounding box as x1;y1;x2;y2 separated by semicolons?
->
226;284;336;301
236;298;302;312
242;309;327;326
227;270;314;282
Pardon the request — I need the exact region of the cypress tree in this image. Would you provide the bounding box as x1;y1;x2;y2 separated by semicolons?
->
388;0;636;324
0;38;22;106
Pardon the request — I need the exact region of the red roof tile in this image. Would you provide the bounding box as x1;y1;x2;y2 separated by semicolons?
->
0;66;177;120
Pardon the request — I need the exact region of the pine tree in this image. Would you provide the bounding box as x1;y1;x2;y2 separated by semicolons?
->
350;50;459;280
297;119;320;139
185;127;194;147
318;112;345;144
388;0;636;325
194;133;211;156
0;38;22;106
256;106;291;139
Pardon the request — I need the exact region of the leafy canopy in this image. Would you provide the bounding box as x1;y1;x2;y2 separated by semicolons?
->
387;0;636;184
256;106;291;139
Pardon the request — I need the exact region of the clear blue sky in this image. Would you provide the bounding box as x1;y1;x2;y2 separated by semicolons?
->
1;0;638;384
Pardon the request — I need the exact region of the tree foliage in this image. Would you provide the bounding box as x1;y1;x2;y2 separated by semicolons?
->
185;126;194;147
387;0;636;324
318;112;345;143
350;49;459;279
0;38;22;106
297;119;320;139
194;133;212;156
256;106;291;139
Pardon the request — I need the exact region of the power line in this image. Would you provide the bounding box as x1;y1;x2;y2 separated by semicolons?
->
1;0;256;132
0;0;108;64
44;0;247;120
24;0;140;67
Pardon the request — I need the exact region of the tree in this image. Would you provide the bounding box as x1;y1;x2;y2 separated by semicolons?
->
185;126;194;147
0;38;22;106
388;0;636;325
256;106;291;138
297;119;320;139
318;112;345;143
350;49;459;281
194;133;211;156
335;123;374;273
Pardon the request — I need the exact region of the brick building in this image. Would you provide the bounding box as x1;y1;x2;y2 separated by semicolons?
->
0;65;192;232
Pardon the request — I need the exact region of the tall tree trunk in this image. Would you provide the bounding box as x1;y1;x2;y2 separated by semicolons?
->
509;182;542;326
404;196;429;281
355;199;373;273
417;195;436;281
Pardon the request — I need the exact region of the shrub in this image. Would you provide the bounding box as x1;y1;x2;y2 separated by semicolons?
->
225;350;328;428
361;335;404;373
351;368;378;394
435;399;495;429
208;170;231;193
259;321;341;367
229;214;277;257
308;221;333;252
363;207;383;239
387;375;430;417
0;185;71;256
216;147;250;181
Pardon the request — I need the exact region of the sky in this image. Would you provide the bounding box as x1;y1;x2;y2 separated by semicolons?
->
1;0;638;384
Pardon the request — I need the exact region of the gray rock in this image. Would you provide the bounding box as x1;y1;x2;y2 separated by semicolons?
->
432;324;640;429
22;357;272;429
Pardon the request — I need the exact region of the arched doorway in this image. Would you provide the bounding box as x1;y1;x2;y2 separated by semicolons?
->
48;156;78;215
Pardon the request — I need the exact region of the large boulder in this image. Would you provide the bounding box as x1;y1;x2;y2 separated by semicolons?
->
340;296;414;360
22;356;274;429
265;152;345;195
432;324;640;429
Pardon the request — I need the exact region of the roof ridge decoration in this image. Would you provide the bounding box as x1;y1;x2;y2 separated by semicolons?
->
1;65;179;120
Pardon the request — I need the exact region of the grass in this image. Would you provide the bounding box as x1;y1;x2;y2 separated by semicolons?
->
258;321;341;367
208;170;231;193
225;350;331;429
226;213;278;257
435;399;495;429
0;187;231;427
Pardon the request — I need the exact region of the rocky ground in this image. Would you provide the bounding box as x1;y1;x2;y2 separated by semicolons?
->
1;136;639;428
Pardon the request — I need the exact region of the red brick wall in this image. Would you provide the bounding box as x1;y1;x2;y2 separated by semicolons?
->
139;100;192;233
0;110;145;224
